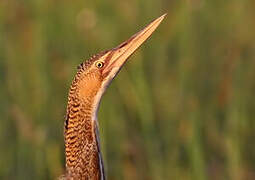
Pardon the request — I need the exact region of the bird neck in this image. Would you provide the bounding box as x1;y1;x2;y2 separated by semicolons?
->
64;76;105;179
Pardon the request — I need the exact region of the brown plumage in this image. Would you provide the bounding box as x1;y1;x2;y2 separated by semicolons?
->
61;14;166;180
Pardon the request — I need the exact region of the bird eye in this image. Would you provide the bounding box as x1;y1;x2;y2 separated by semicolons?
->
95;61;104;68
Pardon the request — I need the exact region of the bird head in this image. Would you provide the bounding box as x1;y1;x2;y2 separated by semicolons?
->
72;14;166;118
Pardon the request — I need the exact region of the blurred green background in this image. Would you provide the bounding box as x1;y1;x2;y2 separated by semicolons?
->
1;0;255;179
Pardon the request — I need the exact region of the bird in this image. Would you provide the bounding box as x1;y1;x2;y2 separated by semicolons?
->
61;14;166;180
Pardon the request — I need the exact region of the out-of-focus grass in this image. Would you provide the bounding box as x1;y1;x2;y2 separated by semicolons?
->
1;0;255;179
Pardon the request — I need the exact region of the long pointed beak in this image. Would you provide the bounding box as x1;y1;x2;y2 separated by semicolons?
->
102;14;166;76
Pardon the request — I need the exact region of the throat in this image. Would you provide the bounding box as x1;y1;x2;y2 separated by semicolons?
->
64;96;105;179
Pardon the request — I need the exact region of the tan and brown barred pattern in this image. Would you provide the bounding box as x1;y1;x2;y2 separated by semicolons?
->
64;59;105;180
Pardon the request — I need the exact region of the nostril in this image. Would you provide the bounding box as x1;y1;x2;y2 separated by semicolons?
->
118;41;128;48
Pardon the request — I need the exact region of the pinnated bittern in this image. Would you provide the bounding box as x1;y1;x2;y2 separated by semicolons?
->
62;14;166;179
